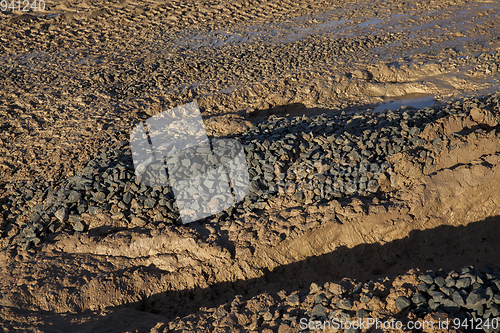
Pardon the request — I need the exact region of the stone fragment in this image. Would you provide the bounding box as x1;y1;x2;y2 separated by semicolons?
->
356;309;369;318
328;283;346;296
466;290;487;308
311;304;328;318
67;191;82;203
337;299;353;310
88;206;102;215
315;293;327;304
419;274;435;285
455;277;472;289
396;296;411;311
411;293;426;305
130;216;147;227
417;283;430;292
263;310;273;321
310;282;321;294
144;198;156;208
111;212;124;220
286;294;299;306
54;207;68;222
93;191;106;203
73;221;85;232
434;276;446;287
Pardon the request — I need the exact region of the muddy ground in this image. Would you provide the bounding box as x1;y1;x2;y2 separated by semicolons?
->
1;0;500;332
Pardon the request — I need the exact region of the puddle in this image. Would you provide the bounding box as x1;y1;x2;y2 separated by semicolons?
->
316;18;350;29
374;95;435;112
174;17;351;50
357;18;383;28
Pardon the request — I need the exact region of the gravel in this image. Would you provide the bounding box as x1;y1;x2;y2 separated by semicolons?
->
2;92;500;252
171;264;500;332
405;266;500;329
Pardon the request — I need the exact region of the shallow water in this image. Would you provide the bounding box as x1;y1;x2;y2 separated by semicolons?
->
374;95;435;112
357;18;383;28
174;17;351;49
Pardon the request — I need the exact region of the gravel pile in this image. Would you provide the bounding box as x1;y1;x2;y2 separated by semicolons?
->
189;265;500;332
2;93;500;251
408;266;500;324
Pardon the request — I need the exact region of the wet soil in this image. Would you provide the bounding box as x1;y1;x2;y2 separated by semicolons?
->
1;0;500;331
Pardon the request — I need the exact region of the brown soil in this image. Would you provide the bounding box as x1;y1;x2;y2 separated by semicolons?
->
1;0;500;332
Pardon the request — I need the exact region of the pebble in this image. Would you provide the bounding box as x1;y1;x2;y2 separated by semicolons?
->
311;304;328;318
337;299;354;310
73;221;85;232
411;292;427;305
419;272;435;285
396;296;411;311
54;208;68;223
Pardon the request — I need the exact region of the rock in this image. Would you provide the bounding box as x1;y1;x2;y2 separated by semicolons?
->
30;212;41;223
144;198;156;208
310;282;321;294
411;293;427;305
492;279;500;291
429;291;447;303
356;309;369;318
455;277;472;289
111;212;124;220
461;272;476;285
441;299;460;314
428;299;440;310
263;310;273;321
419;273;435;285
311;304;328;318
441;286;453;297
445;276;456;287
93;191;106;203
466;290;487;308
88;206;102;215
352;282;363;295
328;283;346;296
491;304;500;317
315;293;327;304
417;283;430;292
67;190;82;203
130;216;147;227
73;221;85;232
286;294;299;306
396;296;411;311
337;299;354;310
68;215;81;224
54;207;68;222
434;276;446;287
123;192;133;204
360;293;372;303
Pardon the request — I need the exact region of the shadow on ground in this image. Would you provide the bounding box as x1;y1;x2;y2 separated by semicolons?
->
3;214;499;332
138;214;500;318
